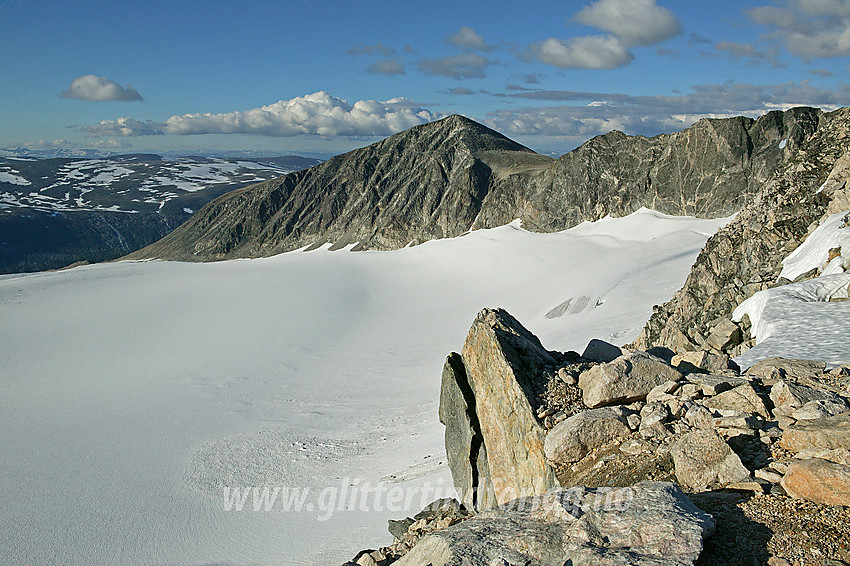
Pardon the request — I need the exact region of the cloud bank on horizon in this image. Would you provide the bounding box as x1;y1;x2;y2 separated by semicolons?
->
3;0;849;155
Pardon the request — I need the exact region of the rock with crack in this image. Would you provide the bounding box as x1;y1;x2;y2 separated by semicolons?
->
457;308;557;506
578;351;682;408
438;353;494;511
394;482;715;566
670;429;751;490
543;406;631;466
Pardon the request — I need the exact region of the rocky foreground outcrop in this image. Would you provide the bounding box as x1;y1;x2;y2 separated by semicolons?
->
347;313;850;566
130;108;822;262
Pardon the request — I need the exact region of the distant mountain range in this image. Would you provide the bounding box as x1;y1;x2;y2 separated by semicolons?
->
0;155;321;273
130;108;823;262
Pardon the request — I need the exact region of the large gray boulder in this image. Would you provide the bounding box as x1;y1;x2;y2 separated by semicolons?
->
544;406;631;466
578;351;682;408
395;482;715;566
458;308;557;506
670;429;751;490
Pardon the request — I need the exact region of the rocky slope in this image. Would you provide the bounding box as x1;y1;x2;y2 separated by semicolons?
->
129;108;821;262
631;107;850;356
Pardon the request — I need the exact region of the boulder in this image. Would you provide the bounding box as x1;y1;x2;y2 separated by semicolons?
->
543;406;631;466
460;309;557;506
684;404;715;429
704;384;770;418
670;429;751;490
779;413;850;452
685;373;748;396
705;320;743;351
578;351;682;408
770;381;843;410
746;357;827;382
395;482;715;566
781;458;850;506
791;399;850;420
581;338;624;363
672;350;736;374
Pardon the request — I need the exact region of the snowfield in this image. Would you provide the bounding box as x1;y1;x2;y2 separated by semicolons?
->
734;208;850;369
0;210;730;565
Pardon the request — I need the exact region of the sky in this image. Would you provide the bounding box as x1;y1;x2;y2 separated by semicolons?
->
1;0;849;158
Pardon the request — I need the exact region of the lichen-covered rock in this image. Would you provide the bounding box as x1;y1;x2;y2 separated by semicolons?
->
395;482;715;566
578;351;682;408
460;308;557;506
543;406;631;466
781;458;850;506
670;429;751;490
779;413;850;452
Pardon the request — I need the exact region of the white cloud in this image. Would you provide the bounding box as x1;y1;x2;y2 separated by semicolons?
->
530;0;679;70
366;59;406;75
83;117;163;136
60;75;143;102
82;92;436;138
446;26;496;51
749;0;850;59
418;54;493;79
575;0;681;47
531;35;633;69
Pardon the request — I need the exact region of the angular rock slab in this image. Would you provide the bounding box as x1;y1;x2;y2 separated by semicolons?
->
670;429;751;490
578;351;682;408
438;352;495;511
745;357;826;382
779;413;850;452
544;406;631;466
704;383;770;418
395;482;715;566
460;308;557;506
781;458;850;506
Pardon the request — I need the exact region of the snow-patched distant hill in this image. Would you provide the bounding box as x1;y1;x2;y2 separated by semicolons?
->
0;209;730;565
0;154;320;273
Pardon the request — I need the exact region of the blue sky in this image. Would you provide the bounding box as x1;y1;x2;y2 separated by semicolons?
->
1;0;849;157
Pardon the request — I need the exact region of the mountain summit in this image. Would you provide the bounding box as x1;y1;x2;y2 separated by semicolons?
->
129;109;824;261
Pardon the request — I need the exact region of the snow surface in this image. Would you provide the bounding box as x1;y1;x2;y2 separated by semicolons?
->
733;274;850;369
734;207;850;370
0;210;730;565
0;170;31;185
779;209;850;281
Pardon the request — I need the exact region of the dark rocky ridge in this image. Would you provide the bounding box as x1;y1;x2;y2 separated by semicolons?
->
129;108;822;262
